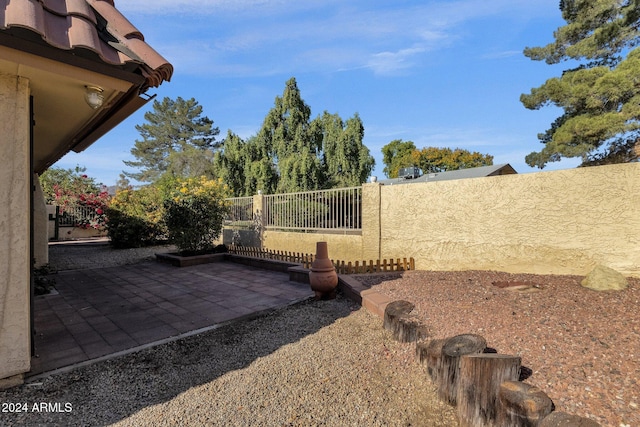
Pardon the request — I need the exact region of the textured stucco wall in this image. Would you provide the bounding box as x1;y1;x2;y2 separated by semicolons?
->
56;227;108;240
0;74;31;381
379;163;640;276
361;183;381;261
264;232;363;261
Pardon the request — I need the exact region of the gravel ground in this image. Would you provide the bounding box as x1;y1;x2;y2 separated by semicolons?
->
46;239;176;271
1;297;456;426
359;270;640;427
19;242;638;426
1;243;457;426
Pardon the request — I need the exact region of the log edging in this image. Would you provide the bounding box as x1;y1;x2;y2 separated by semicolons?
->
339;276;603;427
383;300;429;343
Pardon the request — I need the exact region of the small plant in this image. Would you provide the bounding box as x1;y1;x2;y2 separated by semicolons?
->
163;176;231;255
231;229;242;246
34;264;56;296
251;209;265;246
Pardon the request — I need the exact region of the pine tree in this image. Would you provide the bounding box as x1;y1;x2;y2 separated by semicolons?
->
124;97;220;182
521;0;640;167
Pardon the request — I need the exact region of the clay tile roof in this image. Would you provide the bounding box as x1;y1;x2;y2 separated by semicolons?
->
1;0;172;88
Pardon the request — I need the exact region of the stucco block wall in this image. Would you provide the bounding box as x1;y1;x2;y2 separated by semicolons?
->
235;163;640;277
0;74;31;381
264;232;363;261
378;163;640;276
361;182;381;261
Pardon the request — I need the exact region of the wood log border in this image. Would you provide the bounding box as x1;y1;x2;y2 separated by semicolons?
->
383;300;428;343
439;334;487;405
458;354;521;425
378;299;602;426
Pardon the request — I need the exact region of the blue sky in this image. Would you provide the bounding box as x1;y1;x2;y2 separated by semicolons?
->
57;0;581;186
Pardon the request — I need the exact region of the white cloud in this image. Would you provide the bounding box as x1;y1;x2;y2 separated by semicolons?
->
116;0;335;15
125;0;561;78
367;47;427;76
482;50;524;60
156;40;279;77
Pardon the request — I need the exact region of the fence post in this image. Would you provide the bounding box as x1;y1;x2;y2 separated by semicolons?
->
54;205;60;240
361;182;382;262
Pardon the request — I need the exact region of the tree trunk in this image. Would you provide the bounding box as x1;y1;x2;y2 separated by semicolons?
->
383;300;428;342
416;338;446;382
498;381;555;427
438;334;487;405
457;354;521;427
538;411;601;427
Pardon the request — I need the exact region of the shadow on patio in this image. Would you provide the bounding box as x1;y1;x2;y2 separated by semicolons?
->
31;250;317;376
3;242;363;425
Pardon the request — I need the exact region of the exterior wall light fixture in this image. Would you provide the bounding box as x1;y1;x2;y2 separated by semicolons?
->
84;86;104;109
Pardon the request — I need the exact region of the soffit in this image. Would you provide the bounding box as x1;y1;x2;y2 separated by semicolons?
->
0;49;126;172
0;0;173;172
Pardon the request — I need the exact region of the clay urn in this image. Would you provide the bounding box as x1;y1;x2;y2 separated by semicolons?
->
309;241;338;299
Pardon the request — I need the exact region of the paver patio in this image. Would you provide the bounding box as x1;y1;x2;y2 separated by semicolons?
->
31;261;314;376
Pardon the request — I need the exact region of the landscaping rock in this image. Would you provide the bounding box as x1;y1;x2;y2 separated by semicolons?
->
581;264;628;291
539;411;601;426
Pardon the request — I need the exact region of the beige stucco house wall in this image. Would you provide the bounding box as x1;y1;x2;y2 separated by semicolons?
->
0;0;172;387
0;74;31;387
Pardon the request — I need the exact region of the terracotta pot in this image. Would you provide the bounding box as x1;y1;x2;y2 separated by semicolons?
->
309;241;338;299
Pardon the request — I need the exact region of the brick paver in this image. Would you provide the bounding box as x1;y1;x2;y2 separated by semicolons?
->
31;261;313;375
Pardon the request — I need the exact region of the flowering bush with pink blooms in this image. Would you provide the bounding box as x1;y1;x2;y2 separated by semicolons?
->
40;166;111;230
59;190;110;229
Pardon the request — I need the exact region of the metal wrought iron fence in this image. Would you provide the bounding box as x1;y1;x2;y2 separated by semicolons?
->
264;187;362;232
57;205;100;226
224;196;254;228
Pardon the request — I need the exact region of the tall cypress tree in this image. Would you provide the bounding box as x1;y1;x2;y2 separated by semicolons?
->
318;112;374;187
258;77;324;193
216;77;375;195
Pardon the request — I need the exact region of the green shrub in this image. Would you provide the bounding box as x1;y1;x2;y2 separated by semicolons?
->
107;185;167;248
163;177;230;255
34;264;56;296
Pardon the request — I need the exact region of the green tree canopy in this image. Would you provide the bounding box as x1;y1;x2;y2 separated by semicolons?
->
317;112;375;188
412;147;494;173
124;97;220;182
258;77;324;193
381;141;493;178
521;0;640;168
214;130;248;197
381;139;417;178
216;77;375;195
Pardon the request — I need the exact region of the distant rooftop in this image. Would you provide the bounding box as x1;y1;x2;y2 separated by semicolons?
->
376;164;517;185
